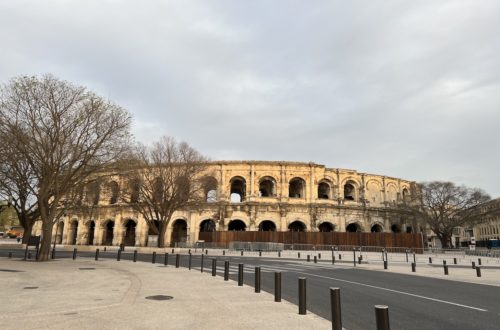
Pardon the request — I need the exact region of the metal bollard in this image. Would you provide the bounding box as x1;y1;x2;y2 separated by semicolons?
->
330;287;342;330
205;249;208;255
117;249;121;261
478;258;482;266
201;254;204;273
188;249;191;254
472;261;476;269
223;250;225;256
332;255;335;265
411;262;416;272
176;254;180;268
104;247;106;251
133;250;137;262
314;256;317;263
358;256;362;265
255;267;261;293
307;255;310;262
72;248;77;260
375;305;390;330
172;248;175;254
298;252;300;258
298;277;307;315
443;260;447;266
51;248;55;259
384;260;388;269
211;258;216;276
241;250;243;256
224;260;229;281
152;251;156;264
274;272;281;302
406;250;409;262
278;251;281;257
444;264;449;275
259;251;262;257
238;263;244;286
164;253;169;266
189;253;192;270
318;253;321;260
476;266;482;277
454;257;457;265
353;249;356;267
95;249;99;261
429;257;432;264
339;254;342;260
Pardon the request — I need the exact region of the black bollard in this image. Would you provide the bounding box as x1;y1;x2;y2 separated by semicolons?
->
223;250;225;256
384;260;388;269
478;258;482;266
444;264;449;275
241;250;243;256
51;248;55;259
152;251;156;264
318;253;321;260
314;256;317;263
205;249;208;255
238;263;244;286
104;247;106;251
164;253;169;266
201;254;204;273
454;258;457;265
298;277;307;315
443;260;447;266
307;255;310;262
298;252;301;259
274;272;282;302
429;257;432;264
332;255;335;265
339;254;342;260
375;305;390;330
117;249;121;261
411;262;416;272
255;267;261;293
211;258;216;276
189;253;192;270
413;251;416;264
476;266;482;277
224;260;229;281
358;256;362;265
175;254;180;268
278;251;281;257
133;250;137;262
72;248;77;260
172;248;175;254
353;249;356;267
188;249;191;254
330;287;342;330
472;261;476;269
259;251;262;257
95;249;100;261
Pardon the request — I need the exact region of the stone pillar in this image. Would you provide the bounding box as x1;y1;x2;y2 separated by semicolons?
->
250;164;255;198
310;165;314;202
280;165;286;200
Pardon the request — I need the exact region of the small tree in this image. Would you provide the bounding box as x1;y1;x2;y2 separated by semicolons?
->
123;136;208;247
0;75;132;261
400;181;491;248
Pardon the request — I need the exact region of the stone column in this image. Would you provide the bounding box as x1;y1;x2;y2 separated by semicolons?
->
250;164;255;198
310;165;314;202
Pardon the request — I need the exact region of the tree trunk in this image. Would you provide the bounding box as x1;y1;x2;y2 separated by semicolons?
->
21;221;34;244
438;232;452;249
38;220;54;261
157;222;167;248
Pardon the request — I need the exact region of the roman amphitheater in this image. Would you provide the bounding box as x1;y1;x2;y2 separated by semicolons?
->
36;161;417;247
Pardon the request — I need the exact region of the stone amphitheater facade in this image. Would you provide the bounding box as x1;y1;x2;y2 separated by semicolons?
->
40;161;417;247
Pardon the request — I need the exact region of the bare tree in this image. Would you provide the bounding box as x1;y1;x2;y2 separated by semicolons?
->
400;181;491;248
123;136;208;247
0;75;132;261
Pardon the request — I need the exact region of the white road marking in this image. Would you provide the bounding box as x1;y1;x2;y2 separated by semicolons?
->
292;271;488;312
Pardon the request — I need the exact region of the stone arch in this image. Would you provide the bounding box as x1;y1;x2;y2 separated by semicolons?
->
289;177;306;198
346;221;362;232
230;176;246;202
199;219;216;232
124;219;137;246
102;220;115;245
343;179;358;201
108;181;120;204
366;180;382;205
258;220;277;231
128;179;141;203
86;220;96;245
402;187;410;202
386;183;398;204
317;180;332;199
55;221;64;244
288;220;306;232
318;221;335;232
371;223;384;233
228;219;247;231
201;176;218;202
171;219;188;246
391;223;402;233
69;219;79;245
259;176;277;197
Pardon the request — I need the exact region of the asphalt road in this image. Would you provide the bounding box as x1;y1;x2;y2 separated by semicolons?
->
2;248;500;329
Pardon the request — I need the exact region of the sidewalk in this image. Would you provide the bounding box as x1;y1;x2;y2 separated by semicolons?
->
0;258;329;330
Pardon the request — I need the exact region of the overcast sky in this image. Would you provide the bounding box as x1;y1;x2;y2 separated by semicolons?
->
1;0;499;196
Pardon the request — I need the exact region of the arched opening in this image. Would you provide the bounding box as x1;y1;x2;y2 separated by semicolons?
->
402;188;409;202
318;222;334;232
171;219;188;246
289;178;305;198
104;221;114;245
288;221;306;232
391;224;401;233
259;177;276;197
258;220;276;231
371;224;383;233
318;181;331;199
202;176;218;202
129;179;140;203
56;222;64;244
109;181;119;204
124;220;136;246
344;181;356;201
230;177;246;202
346;223;361;232
70;220;79;245
228;219;246;231
86;181;101;205
87;221;96;245
199;219;216;232
406;225;413;233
